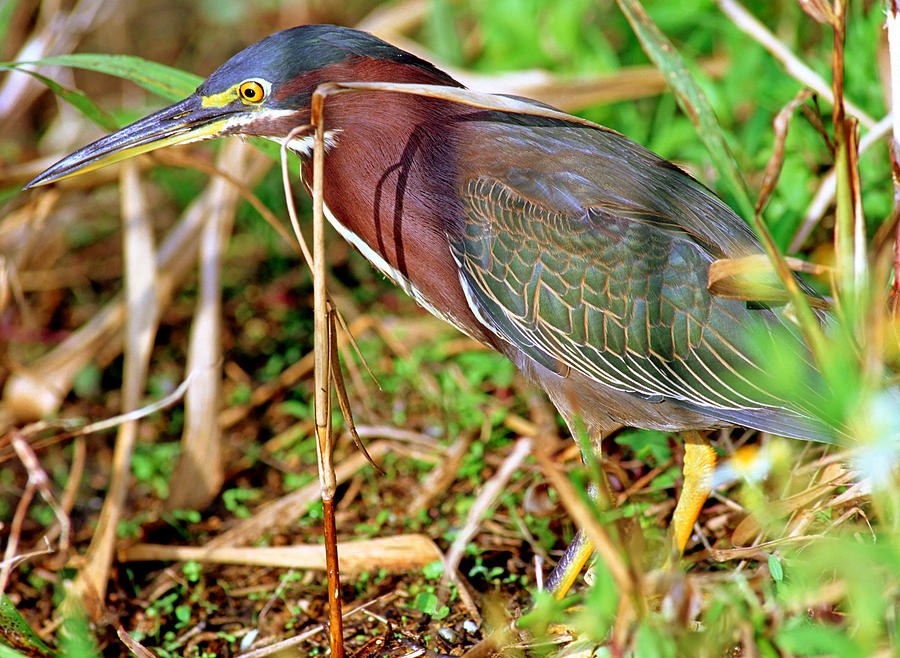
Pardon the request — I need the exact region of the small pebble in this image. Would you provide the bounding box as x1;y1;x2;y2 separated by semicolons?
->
438;627;458;644
240;629;259;650
463;619;479;634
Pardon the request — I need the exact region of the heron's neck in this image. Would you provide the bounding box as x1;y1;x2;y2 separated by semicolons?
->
292;93;499;347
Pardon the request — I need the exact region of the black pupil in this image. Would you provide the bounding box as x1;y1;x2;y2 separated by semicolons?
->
245;85;257;98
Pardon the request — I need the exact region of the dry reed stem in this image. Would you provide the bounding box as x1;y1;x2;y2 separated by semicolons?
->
168;140;253;510
1;154;270;425
58;435;85;516
886;5;900;293
277;112;346;655
707;253;832;309
829;0;868;304
309;83;345;658
72;160;157;612
120;534;443;573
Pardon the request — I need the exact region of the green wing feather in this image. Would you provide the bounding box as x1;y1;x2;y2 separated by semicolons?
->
449;116;832;441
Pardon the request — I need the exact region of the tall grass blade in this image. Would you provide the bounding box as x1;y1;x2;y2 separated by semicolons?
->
4;53;200;100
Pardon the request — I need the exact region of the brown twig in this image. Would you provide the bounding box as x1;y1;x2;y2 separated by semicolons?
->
1;431;68;593
117;627;157;658
329;304;381;472
755;89;815;216
237;592;398;658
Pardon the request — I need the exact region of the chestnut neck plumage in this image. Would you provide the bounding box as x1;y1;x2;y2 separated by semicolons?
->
280;58;501;347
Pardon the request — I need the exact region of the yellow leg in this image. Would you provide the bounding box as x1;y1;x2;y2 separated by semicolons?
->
546;431;715;598
546;530;594;599
670;431;717;554
546;473;608;599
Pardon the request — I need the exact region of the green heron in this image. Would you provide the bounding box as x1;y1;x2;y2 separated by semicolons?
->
26;24;834;598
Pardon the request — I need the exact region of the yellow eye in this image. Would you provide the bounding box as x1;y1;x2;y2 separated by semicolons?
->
238;79;267;104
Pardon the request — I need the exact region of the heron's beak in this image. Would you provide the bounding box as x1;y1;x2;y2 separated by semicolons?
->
25;94;232;188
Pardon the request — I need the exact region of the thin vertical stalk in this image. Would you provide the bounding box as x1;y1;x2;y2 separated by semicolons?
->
831;0;865;302
834;135;854;292
310;86;344;658
832;0;850;290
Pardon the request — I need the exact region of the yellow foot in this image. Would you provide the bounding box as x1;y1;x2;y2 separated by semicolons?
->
670;431;717;555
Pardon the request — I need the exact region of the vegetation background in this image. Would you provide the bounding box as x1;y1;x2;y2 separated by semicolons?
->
0;0;896;656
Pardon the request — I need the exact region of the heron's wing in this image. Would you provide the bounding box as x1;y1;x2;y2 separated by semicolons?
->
448;168;834;442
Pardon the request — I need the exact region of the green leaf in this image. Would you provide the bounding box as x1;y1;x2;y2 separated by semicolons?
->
222;487;261;519
278;399;310;420
767;553;784;583
58;601;100;658
615;429;672;464
15;54;201;100
0;594;57;656
633;621;677;658
0;645;31;658
422;560;444;580
175;605;192;625
183;560;202;583
413;591;440;615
